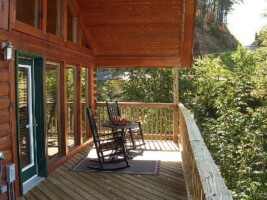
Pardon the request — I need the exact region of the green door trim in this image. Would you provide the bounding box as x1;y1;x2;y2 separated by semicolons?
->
15;50;47;194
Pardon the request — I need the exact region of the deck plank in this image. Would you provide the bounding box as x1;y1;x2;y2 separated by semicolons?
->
27;187;50;200
18;141;187;200
37;180;72;200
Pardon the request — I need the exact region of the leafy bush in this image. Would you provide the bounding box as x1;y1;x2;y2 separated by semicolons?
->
180;46;267;199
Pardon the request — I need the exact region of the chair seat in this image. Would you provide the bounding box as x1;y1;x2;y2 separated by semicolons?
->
100;140;123;150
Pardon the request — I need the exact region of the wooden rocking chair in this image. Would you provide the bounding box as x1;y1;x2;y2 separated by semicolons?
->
86;106;130;170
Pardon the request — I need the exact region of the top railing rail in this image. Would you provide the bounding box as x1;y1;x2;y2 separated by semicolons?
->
179;103;233;200
97;102;177;140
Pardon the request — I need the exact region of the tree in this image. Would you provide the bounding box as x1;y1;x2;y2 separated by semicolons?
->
97;68;173;103
253;25;267;47
121;68;173;103
197;0;242;27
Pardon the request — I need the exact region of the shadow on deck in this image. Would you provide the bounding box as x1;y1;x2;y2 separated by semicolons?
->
19;141;188;200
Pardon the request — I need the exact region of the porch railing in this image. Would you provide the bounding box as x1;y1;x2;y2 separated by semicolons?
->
179;103;232;200
47;101;232;199
97;102;177;140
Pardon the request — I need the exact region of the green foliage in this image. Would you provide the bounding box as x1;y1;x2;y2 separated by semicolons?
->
45;68;58;102
97;68;173;103
66;67;75;102
253;25;267;47
97;79;123;102
180;46;267;199
122;68;173;103
208;52;236;71
81;68;87;101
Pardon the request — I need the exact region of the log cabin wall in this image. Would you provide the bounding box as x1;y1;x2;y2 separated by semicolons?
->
0;0;94;198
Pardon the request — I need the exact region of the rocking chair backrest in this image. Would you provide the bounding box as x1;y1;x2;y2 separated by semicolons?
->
86;107;100;142
106;101;121;121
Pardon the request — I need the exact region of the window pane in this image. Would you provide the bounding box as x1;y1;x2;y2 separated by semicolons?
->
45;62;62;160
81;67;90;141
47;0;62;37
16;0;40;28
67;1;78;43
67;66;77;149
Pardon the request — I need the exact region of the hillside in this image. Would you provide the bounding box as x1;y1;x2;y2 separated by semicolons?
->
193;26;239;56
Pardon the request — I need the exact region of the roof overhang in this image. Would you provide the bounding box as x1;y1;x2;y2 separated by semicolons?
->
76;0;196;68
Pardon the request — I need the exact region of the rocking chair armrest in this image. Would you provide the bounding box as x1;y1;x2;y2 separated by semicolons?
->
99;131;124;139
132;121;141;126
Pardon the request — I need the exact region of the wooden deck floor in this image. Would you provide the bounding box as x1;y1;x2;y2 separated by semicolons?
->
19;141;188;200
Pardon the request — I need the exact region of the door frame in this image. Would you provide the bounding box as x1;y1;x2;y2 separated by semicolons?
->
15;51;47;195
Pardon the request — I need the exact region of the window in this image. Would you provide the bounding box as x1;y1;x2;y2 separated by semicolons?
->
16;0;41;28
81;67;90;141
66;65;78;149
45;62;62;160
47;0;62;37
67;1;78;43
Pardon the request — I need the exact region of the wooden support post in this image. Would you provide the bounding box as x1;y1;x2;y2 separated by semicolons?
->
76;65;82;145
173;66;179;142
61;61;68;155
84;67;90;137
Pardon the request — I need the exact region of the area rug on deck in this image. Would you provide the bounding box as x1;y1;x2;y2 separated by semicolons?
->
72;158;160;174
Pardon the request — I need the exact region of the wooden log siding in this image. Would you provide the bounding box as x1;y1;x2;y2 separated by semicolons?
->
97;102;178;140
0;58;12;200
179;103;233;200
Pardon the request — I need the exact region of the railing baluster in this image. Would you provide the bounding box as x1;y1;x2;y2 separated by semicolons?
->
96;102;176;141
160;108;162;139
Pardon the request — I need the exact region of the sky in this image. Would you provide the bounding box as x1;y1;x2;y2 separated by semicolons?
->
227;0;267;46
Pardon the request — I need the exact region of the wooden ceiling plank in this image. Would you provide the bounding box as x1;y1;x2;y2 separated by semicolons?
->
75;0;196;68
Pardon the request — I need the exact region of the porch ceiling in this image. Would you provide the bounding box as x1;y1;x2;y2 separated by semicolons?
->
76;0;196;68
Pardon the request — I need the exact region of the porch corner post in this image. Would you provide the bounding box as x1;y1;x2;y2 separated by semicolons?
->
173;66;179;142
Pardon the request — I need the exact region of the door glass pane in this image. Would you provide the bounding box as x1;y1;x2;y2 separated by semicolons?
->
16;0;40;28
18;67;33;168
46;62;62;160
67;66;77;149
47;0;62;37
81;67;89;141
